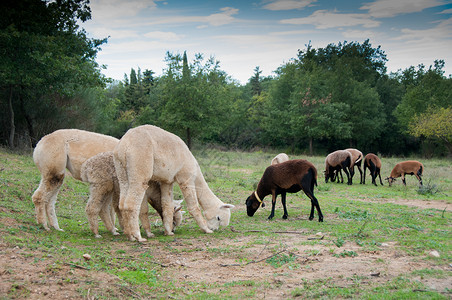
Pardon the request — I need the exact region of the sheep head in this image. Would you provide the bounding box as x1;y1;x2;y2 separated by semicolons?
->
385;177;396;186
206;204;235;231
245;191;265;217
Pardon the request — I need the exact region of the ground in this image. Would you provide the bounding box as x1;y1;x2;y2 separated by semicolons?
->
1;198;450;299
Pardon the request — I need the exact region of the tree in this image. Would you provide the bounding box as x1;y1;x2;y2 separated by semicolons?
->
250;66;263;96
157;51;235;149
0;0;107;147
409;107;452;155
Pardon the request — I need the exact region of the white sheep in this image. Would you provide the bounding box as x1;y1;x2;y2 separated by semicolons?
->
113;125;235;242
32;129;118;231
271;153;289;165
80;152;183;238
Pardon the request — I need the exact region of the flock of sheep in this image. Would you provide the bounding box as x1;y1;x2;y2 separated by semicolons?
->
30;125;424;240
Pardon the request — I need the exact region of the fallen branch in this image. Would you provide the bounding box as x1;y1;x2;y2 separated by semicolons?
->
220;249;287;267
230;227;306;235
64;262;89;270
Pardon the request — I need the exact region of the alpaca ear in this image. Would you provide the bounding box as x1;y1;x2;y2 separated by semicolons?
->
220;204;235;210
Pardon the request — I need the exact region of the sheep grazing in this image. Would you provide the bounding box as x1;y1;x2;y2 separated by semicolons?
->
80;152;183;238
245;159;323;222
324;150;353;185
271;153;289;165
32;129;119;231
363;153;383;186
386;160;424;186
114;125;235;242
345;148;364;184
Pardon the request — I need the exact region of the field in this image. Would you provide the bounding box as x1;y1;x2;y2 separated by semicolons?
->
0;147;451;299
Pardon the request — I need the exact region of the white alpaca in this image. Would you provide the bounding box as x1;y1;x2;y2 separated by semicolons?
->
80;152;183;238
114;125;235;242
271;153;289;165
32;129;119;231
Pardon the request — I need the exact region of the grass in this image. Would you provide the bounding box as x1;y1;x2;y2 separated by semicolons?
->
0;146;451;299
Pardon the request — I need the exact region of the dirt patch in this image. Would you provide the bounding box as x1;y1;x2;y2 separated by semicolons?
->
353;197;451;212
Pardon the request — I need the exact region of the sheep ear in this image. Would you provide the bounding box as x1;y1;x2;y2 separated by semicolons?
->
220;204;235;210
174;199;183;205
174;205;182;213
262;202;266;208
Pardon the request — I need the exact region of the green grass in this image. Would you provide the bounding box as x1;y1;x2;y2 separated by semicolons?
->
0;147;451;299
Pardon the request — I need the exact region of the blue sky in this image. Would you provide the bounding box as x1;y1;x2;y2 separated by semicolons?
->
82;0;452;84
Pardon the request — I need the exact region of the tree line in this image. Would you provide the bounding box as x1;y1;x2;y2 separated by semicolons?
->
1;0;451;157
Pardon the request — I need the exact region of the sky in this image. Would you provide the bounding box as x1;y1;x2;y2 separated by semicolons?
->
81;0;452;84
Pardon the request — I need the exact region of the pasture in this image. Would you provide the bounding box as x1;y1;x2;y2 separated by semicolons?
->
0;147;451;299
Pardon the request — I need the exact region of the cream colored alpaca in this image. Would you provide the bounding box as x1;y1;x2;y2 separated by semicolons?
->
32;129;119;231
114;125;235;242
271;153;289;165
81;152;183;238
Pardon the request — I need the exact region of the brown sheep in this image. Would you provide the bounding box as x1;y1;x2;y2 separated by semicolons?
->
386;160;424;186
363;153;383;186
32;129;118;231
325;150;353;185
245;159;323;222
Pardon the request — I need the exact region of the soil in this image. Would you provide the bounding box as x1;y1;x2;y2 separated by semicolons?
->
1;199;451;299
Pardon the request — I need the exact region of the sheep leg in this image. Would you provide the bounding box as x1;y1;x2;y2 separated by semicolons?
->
369;160;377;186
342;166;352;185
416;168;423;186
281;192;288;219
401;174;406;186
338;169;344;183
357;162;363;184
268;191;277;220
139;195;154;238
305;191;323;222
363;164;367;184
180;183;212;233
377;169;384;185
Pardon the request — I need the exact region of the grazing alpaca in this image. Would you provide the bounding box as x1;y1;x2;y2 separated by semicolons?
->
245;159;323;222
81;152;183;238
271;153;289;165
363;153;383;186
32;129;118;231
114;125;234;242
386;160;424;186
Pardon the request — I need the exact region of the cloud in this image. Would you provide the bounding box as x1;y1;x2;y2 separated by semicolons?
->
360;0;445;18
143;31;183;41
90;0;158;20
439;8;452;14
144;7;239;27
262;0;317;11
342;29;379;40
280;10;380;28
392;16;452;42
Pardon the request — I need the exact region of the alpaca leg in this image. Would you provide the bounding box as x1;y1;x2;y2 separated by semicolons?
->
85;185;106;238
139;196;154;238
281;192;288;219
179;183;212;233
32;181;51;231
99;194;119;236
120;183;147;242
160;183;176;235
45;175;65;231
